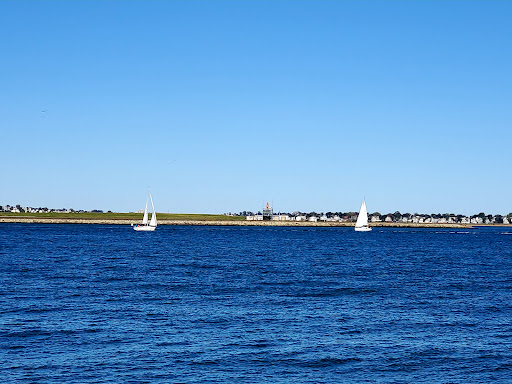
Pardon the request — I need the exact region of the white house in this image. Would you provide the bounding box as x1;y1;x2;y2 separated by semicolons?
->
246;215;264;221
272;215;290;221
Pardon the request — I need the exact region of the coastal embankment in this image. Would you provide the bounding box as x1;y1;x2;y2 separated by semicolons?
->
0;217;486;228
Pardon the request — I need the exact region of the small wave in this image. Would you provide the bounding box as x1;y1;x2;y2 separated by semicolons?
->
189;359;219;366
191;317;230;325
493;363;512;371
300;357;362;367
294;287;378;297
245;339;272;348
156;340;189;347
3;329;51;338
6;345;26;350
23;306;62;314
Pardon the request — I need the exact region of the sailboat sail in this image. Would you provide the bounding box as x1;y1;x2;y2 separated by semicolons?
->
355;200;368;227
149;193;157;227
355;199;371;231
142;197;149;225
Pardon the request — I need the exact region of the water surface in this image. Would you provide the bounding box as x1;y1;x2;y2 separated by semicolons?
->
1;224;511;383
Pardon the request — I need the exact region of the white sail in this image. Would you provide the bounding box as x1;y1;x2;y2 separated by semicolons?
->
149;193;157;227
355;199;371;231
142;197;149;225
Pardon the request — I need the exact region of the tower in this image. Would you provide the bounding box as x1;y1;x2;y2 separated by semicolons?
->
262;202;273;220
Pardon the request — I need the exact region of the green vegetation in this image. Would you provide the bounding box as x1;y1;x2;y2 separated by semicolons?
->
160;213;245;221
0;212;245;221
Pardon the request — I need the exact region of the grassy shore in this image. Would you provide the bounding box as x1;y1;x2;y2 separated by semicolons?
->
0;212;245;221
0;212;474;228
1;212;510;228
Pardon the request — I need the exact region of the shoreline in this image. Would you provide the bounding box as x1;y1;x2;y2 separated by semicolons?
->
1;217;506;228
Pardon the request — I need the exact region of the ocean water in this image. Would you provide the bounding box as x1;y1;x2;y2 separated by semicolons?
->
1;224;511;383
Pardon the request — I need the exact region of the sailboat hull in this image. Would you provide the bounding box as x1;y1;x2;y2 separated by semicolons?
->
133;225;156;232
355;226;372;232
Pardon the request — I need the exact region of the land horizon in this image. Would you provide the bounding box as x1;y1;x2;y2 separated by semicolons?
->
1;212;512;229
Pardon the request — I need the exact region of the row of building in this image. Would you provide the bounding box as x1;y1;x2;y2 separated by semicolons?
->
244;204;512;224
246;213;511;224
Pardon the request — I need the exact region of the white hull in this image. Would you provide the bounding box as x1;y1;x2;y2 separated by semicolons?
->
355;226;372;232
133;225;156;232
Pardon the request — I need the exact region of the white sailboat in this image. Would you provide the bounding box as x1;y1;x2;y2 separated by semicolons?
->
133;191;157;231
355;199;372;232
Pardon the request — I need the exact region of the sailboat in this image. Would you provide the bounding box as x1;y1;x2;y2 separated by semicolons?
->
355;199;372;232
133;191;157;231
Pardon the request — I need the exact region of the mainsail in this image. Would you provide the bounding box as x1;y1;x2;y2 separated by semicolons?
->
142;197;149;225
149;193;157;227
355;199;369;228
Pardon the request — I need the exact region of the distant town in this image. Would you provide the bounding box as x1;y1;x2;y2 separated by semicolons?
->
240;210;512;225
2;203;511;225
0;204;110;214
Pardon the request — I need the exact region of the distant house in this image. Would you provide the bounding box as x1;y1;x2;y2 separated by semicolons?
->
271;215;288;221
308;216;318;222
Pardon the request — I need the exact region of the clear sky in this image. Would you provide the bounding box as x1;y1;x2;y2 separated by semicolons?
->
1;0;511;215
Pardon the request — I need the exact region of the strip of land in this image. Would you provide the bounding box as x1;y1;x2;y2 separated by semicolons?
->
2;213;510;228
0;216;474;228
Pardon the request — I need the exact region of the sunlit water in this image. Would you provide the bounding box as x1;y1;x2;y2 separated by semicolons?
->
1;224;511;383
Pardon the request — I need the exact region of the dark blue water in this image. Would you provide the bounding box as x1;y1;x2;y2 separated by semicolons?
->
1;224;511;383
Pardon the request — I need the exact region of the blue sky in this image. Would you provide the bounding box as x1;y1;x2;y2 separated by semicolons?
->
1;0;511;215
